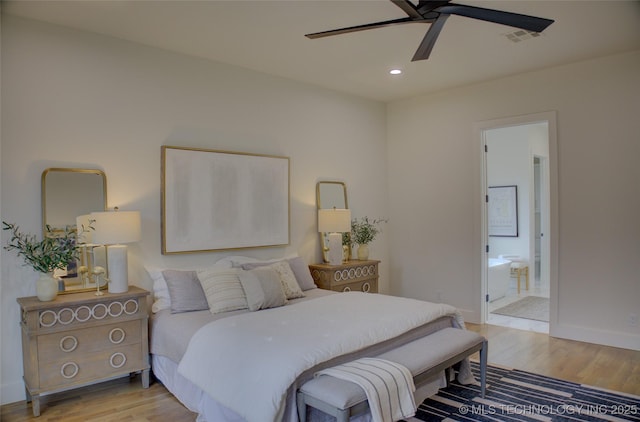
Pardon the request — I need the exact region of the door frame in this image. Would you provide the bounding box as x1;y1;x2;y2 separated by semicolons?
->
474;111;558;332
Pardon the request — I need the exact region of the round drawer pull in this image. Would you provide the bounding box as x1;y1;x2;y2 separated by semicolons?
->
39;310;57;327
75;305;92;322
59;335;78;353
110;352;127;369
109;328;126;344
61;362;79;379
123;299;139;315
57;308;75;325
362;282;371;293
108;301;124;317
92;303;108;319
342;286;351;292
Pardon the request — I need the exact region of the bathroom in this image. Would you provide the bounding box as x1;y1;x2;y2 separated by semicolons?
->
485;123;550;332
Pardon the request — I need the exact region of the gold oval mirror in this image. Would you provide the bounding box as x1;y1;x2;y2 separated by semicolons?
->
316;181;349;263
42;168;108;294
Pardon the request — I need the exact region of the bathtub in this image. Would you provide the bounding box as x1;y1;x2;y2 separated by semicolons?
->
488;258;511;302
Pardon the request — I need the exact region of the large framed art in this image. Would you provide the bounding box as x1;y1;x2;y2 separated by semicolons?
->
488;185;518;237
161;146;290;254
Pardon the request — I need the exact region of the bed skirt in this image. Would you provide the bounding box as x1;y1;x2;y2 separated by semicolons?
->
151;354;445;422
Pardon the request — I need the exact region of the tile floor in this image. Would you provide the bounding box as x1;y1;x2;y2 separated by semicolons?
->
487;276;550;333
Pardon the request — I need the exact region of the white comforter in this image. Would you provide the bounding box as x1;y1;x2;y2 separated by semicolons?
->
177;292;461;422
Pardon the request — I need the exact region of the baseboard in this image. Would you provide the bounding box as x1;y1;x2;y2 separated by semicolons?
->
457;308;479;325
1;380;25;406
551;323;640;351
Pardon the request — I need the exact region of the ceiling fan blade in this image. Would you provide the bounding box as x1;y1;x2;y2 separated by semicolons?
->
390;0;422;19
437;3;554;33
417;0;452;14
305;17;415;39
412;14;449;61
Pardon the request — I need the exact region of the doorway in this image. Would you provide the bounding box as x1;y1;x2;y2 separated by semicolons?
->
477;112;557;334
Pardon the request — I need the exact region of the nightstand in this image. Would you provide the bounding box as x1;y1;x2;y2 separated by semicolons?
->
309;260;380;293
17;286;150;416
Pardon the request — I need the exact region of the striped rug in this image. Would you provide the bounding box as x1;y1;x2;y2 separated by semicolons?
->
405;361;640;421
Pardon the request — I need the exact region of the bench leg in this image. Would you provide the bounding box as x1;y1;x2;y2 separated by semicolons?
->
296;391;307;422
479;339;488;398
337;409;349;422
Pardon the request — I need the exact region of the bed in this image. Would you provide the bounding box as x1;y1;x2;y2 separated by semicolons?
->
148;256;473;422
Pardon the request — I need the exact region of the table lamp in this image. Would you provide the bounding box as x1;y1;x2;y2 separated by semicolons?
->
318;208;351;265
90;209;141;293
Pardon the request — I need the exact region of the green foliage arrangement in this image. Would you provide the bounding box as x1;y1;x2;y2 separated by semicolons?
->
2;222;81;274
350;216;388;246
342;231;352;247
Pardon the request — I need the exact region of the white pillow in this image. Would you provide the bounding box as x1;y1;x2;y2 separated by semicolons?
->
146;267;171;313
268;261;305;300
229;253;298;268
197;268;248;315
210;256;246;268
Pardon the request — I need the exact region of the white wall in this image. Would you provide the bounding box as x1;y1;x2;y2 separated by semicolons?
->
2;12;639;408
0;16;389;404
387;50;640;350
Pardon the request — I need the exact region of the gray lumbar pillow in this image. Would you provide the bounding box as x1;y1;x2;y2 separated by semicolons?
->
238;267;287;311
161;269;209;313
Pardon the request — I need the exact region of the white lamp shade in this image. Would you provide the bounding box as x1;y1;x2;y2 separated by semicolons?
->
318;209;351;233
90;211;141;245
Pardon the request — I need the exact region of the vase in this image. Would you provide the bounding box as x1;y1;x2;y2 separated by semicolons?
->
357;244;369;260
36;273;58;302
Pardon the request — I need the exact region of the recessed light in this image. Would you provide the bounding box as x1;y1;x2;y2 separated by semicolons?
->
389;69;402;75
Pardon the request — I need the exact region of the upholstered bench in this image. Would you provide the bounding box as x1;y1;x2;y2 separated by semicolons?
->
297;327;487;422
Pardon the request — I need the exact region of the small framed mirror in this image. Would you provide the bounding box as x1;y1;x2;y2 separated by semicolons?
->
316;181;349;263
42;168;108;294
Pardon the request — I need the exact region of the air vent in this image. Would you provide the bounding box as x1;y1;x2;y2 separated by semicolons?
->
503;29;542;43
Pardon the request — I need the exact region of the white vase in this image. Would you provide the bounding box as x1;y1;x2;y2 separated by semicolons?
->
36;273;58;302
357;244;369;260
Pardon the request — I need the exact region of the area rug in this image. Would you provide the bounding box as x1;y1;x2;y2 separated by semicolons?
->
492;296;550;322
404;361;640;422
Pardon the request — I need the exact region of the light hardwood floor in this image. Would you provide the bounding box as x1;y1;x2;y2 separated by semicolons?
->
2;323;638;421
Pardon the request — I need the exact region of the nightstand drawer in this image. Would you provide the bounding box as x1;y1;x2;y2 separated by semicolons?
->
38;342;143;389
37;320;142;363
336;279;377;293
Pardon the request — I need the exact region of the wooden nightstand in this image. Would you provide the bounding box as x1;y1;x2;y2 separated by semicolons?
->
17;286;150;416
309;260;380;293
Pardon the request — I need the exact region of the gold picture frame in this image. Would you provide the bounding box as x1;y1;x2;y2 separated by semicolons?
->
161;146;290;254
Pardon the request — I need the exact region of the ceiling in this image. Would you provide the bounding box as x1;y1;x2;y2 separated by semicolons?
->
3;0;640;102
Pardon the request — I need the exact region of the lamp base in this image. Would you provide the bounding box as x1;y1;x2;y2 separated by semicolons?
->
107;244;129;294
327;233;343;266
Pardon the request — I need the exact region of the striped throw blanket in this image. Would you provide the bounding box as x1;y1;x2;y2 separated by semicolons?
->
316;357;416;422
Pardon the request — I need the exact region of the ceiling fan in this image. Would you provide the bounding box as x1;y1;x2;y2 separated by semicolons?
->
305;0;554;61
